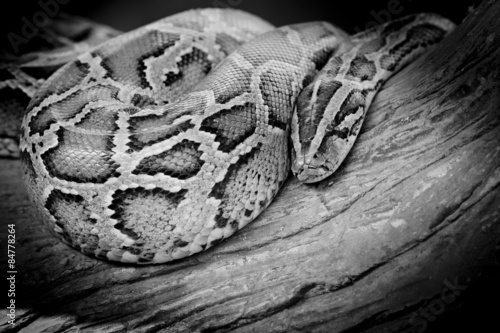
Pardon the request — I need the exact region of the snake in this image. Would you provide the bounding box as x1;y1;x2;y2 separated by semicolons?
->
6;9;455;264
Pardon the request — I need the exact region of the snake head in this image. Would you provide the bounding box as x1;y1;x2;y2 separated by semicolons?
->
291;131;354;183
291;77;365;184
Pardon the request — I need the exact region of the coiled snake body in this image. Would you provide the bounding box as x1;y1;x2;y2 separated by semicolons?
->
15;9;454;263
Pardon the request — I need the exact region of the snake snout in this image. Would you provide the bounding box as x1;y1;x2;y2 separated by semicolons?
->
292;154;332;183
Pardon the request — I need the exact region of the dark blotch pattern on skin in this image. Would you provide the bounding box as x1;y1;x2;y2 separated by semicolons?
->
381;24;447;71
92;30;181;89
41;127;120;183
320;89;366;143
334;89;366;126
174;239;189;248
323;123;350;140
347;56;377;81
214;211;230;228
131;94;157;108
29;84;120;137
110;187;188;221
126;94;205;144
132;139;204;179
28;105;56;137
127;120;195;152
45;189;100;255
163;47;212;87
301;74;314;90
208;144;262;230
259;70;294;131
109;186;189;262
20;149;37;180
230;221;239;229
200;102;257;153
297;80;343;146
324;56;343;78
311;47;336;70
74;106;121;133
212;149;264;203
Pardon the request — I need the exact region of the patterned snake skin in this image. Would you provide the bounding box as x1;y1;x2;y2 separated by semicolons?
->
0;14;120;158
15;9;454;264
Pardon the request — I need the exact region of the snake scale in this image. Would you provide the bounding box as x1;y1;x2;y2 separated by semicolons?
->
8;9;455;264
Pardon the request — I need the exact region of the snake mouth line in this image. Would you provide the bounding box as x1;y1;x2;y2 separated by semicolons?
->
294;163;332;183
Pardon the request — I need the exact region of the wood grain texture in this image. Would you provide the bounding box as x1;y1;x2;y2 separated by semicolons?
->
1;1;499;332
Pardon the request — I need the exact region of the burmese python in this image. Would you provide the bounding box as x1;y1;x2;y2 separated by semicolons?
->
7;9;455;263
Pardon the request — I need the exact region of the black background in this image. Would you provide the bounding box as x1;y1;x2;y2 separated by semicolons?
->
2;0;477;38
59;0;474;33
1;0;498;332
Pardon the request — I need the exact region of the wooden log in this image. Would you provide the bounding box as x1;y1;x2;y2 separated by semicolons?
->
1;1;499;332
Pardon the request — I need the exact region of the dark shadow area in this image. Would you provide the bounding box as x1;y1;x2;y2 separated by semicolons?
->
1;0;475;38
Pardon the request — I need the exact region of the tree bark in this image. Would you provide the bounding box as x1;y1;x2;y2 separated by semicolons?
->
1;1;499;332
